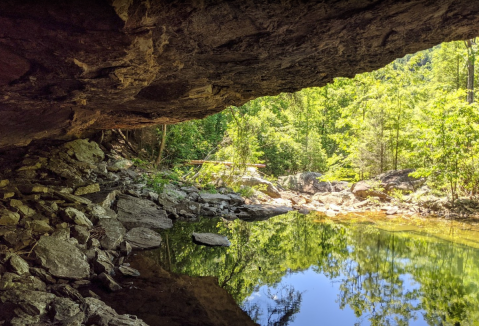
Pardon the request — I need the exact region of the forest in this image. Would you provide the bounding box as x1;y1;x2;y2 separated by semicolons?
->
143;38;479;199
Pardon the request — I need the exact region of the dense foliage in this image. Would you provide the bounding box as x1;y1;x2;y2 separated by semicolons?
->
154;39;479;198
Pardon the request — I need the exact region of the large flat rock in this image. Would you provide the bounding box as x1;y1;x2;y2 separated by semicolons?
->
125;228;162;250
235;205;292;221
34;236;90;280
116;194;172;230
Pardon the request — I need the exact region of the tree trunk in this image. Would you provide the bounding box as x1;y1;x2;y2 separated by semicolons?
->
465;39;476;104
154;124;167;166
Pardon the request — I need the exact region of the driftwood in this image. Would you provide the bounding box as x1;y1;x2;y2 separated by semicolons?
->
187;160;266;168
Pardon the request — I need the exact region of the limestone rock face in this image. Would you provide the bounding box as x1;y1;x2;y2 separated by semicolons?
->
1;1;479;148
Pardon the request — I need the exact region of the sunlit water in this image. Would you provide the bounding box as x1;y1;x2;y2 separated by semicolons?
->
145;212;479;326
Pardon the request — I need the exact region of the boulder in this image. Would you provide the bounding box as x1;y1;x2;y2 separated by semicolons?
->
125;227;162;250
351;181;389;199
377;169;426;194
63;139;105;164
34;236;90;280
116;194;172;230
98;219;126;250
192;232;231;247
51;297;82;324
0;289;56;317
278;172;347;194
235;205;292;221
240;176;281;198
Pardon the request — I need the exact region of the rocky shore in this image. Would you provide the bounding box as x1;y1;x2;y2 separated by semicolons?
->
0;137;476;325
0;138;260;326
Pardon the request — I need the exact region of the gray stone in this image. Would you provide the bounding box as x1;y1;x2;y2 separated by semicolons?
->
52;297;81;323
29;220;54;233
0;273;46;291
84;297;149;326
74;183;100;196
111;159;133;170
17;184;51;194
71;225;90;244
64;139;105;164
386;207;399;215
94;250;115;275
0;209;20;226
0;289;56;316
84;190;121;209
192;232;231;247
125;227;162;250
34;236;90;280
8;254;30;276
54;190;92;205
117;194;172;230
62;207;93;228
30;268;56;284
199;193;232;204
120;241;132;256
98;219;126;250
9;199;35;217
227;193;245;205
240;176;281;198
98;273;122;292
88;238;101;249
351;181;389;199
0;179;9;188
118;265;140;277
235;205;292;221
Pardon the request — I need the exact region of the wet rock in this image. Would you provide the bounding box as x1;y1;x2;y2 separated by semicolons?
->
29;220;54;233
0;209;20;226
8;254;30;276
240;176;281;198
74;183;101;196
199;193;231;204
84;297;148;326
62;207;93;228
125;227;162;250
34;235;90;280
0;289;56;317
236;205;292;221
118;265;140;277
98;272;122;292
64;139;105;164
117;194;172;230
192;233;231;247
71;225;90;244
98;219;126;250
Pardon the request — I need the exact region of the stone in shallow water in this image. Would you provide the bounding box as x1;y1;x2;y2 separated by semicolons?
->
125;227;162;250
192;232;231;247
117;194;172;230
235;205;292;221
34;236;90;280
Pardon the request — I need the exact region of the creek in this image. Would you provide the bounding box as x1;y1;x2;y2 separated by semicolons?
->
141;212;479;326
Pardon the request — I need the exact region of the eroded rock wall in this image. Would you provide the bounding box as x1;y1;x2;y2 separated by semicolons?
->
1;0;479;148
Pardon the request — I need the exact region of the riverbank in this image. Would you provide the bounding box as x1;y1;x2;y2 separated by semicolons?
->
0;136;477;325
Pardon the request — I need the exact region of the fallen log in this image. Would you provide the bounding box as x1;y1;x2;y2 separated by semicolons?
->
187;160;266;168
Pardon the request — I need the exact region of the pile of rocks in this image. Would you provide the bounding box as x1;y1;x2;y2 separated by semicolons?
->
0;138;291;325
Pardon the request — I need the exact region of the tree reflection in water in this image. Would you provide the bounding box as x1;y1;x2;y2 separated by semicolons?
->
148;212;479;325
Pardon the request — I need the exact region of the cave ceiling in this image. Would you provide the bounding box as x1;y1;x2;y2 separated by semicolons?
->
1;0;479;148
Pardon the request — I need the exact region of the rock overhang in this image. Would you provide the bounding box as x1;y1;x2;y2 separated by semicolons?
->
1;0;479;148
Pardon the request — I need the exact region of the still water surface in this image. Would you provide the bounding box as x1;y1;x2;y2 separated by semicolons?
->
150;212;479;325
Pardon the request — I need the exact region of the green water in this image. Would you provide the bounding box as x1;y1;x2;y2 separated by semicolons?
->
144;212;479;325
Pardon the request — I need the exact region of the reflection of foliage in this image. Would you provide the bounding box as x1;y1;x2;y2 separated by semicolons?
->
153;213;479;326
265;285;303;326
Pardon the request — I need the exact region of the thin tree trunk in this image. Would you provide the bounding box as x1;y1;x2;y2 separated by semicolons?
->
465;39;475;104
154;124;167;166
